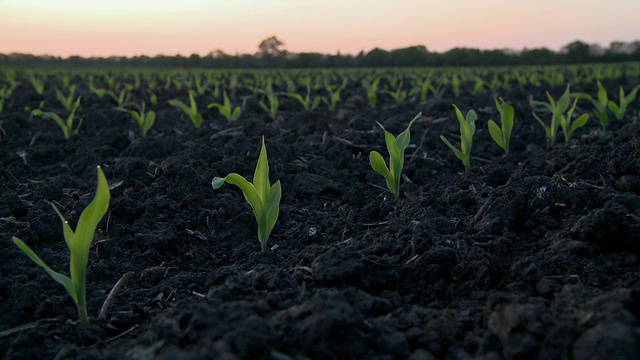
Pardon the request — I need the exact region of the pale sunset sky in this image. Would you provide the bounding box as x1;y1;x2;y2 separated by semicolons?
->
1;0;638;57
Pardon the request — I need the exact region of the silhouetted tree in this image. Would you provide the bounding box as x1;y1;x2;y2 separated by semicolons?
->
561;40;593;63
257;36;286;57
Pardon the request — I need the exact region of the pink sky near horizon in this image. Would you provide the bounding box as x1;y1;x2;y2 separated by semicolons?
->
1;0;639;58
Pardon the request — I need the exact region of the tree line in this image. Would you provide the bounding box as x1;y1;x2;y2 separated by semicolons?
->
1;38;638;69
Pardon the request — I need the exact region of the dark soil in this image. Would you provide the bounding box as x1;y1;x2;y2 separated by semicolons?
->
1;71;640;359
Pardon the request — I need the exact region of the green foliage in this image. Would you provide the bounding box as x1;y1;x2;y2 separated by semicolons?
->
93;87;131;106
321;78;346;112
208;91;242;122
117;103;156;136
440;105;477;175
608;85;640;120
55;85;78;112
370;112;422;201
362;77;381;108
451;75;461;98
12;166;110;323
385;81;408;105
0;84;13;113
532;85;589;144
259;85;279;120
168;90;204;127
573;81;610;127
212;137;281;252
31;97;83;140
29;74;45;95
286;77;322;111
487;98;514;154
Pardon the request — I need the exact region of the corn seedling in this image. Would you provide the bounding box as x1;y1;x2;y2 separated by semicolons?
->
451;75;461;98
0;84;12;113
532;85;589;144
194;76;209;95
168;90;204;127
440;105;477;175
31;97;83;140
93;87;131;107
287;77;322;111
362;77;381;108
29;74;45;95
370;112;422;201
487;98;514;154
573;81;610;127
322;78;346;112
212;137;281;252
385;81;408;105
259;85;280;120
55;85;78;112
208;91;242;122
12;166;110;323
608;85;639;120
117;103;156;136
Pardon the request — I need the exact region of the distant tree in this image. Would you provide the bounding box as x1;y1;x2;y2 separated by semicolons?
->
389;45;429;66
561;40;593;62
520;47;558;64
257;36;286;57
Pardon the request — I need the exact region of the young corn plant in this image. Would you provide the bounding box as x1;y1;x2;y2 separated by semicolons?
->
385;81;408;105
573;81;609;127
56;85;78;112
31;97;83;140
93;87;131;107
608;85;640;120
487;98;514;154
362;77;381;108
212;137;281;252
440;105;477;175
0;84;12;113
29;74;45;95
259;86;280;120
532;85;589;144
12;166;110;323
321;78;346;112
208;91;242;122
117;103;156;136
168;90;204;127
370;112;422;201
287;78;322;111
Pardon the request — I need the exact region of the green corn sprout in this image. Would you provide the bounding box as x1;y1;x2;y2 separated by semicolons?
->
370;112;422;201
12;166;110;323
55;85;78;112
93;87;131;106
608;85;639;120
385;81;408;105
117;103;156;136
0;85;10;113
212;137;282;252
573;80;609;127
259;86;279;120
321;78;346;111
208;91;242;122
29;74;45;95
168;90;204;127
440;105;477;175
194;76;209;95
532;85;589;144
487;97;514;154
451;75;461;98
287;78;322;111
362;77;381;108
31;97;83;140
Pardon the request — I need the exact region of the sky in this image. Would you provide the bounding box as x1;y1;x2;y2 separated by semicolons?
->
1;0;639;58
